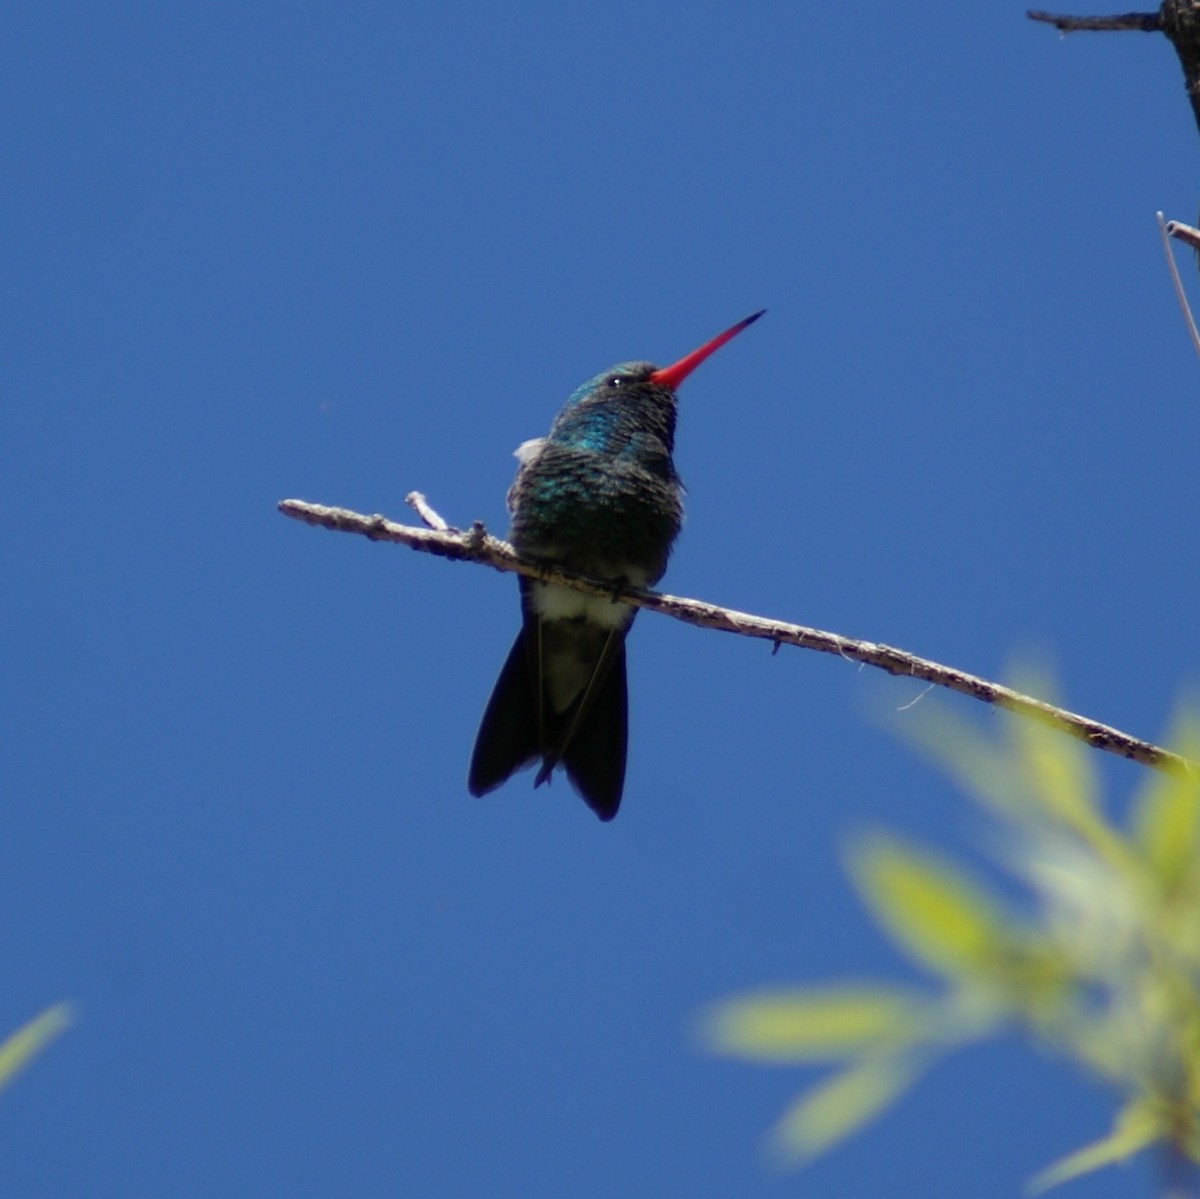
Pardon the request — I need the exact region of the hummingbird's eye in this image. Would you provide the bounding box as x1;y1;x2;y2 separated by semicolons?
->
606;375;623;388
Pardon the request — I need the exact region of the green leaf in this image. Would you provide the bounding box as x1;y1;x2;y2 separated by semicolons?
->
1026;1099;1162;1194
850;835;1006;980
1012;713;1098;831
900;712;1030;823
702;986;920;1062
1133;719;1200;897
0;1004;73;1093
770;1054;920;1160
901;685;1131;871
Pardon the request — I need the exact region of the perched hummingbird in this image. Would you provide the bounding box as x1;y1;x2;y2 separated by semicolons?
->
467;311;764;821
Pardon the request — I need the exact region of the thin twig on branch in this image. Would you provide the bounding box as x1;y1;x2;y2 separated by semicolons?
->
278;496;1199;780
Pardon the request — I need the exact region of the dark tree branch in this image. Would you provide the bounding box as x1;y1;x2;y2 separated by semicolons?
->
1029;3;1200;135
1028;10;1162;31
278;497;1199;780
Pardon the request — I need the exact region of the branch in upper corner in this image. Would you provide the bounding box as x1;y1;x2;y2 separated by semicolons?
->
1029;4;1200;136
1026;9;1162;32
278;497;1199;781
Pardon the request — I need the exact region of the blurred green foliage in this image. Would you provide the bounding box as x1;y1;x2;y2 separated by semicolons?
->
702;705;1200;1192
0;1005;72;1096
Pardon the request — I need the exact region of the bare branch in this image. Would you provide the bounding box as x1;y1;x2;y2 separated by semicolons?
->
278;497;1199;780
1028;3;1200;135
1027;10;1162;32
1158;212;1200;358
1165;216;1200;252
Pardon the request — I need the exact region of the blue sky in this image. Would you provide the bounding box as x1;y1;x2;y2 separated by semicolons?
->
4;4;1198;1195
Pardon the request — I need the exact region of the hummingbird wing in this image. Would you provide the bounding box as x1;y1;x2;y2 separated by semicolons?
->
467;628;542;799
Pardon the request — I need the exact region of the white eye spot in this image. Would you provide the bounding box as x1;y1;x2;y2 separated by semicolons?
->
607;376;622;387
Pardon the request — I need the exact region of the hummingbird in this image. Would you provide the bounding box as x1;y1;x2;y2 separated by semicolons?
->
467;311;764;821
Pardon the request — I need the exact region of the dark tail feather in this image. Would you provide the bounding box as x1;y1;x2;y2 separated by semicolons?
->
469;620;629;821
560;641;627;821
467;628;540;797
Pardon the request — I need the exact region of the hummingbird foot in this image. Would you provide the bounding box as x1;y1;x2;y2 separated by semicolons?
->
608;576;632;605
